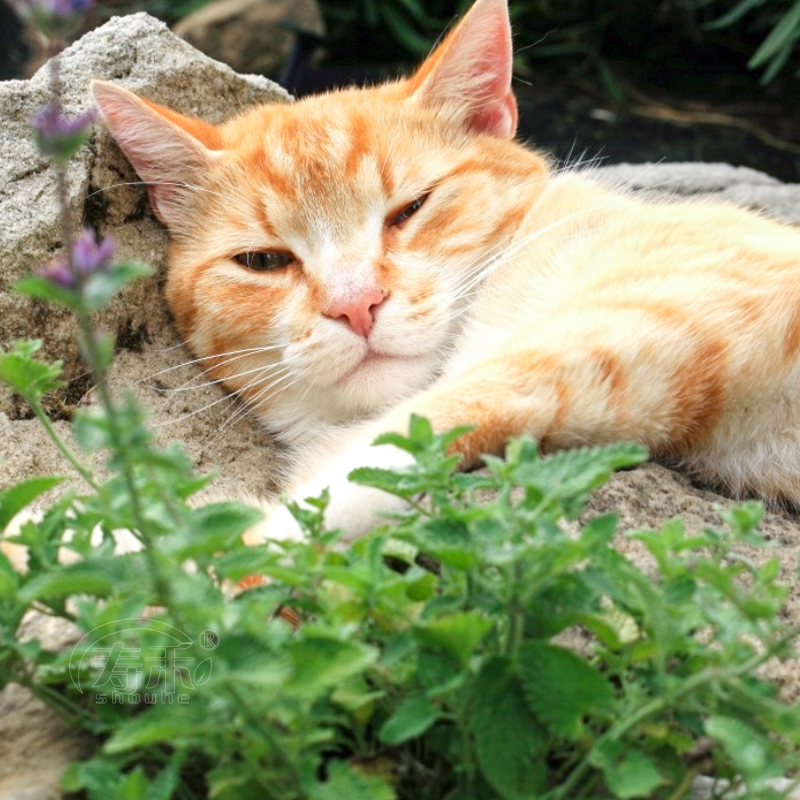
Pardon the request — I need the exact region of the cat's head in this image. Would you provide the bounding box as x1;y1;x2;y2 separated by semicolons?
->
92;0;548;446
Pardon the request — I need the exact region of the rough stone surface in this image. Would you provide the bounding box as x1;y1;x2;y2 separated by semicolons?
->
4;13;800;800
173;0;325;77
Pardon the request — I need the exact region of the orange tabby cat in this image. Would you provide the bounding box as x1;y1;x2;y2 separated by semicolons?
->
92;0;800;542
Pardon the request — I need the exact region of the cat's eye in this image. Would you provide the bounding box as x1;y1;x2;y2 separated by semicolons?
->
233;251;295;272
388;193;430;227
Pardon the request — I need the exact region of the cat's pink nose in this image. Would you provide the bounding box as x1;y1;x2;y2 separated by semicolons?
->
326;289;386;339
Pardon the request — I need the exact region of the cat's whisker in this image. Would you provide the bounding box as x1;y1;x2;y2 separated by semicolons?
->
209;370;292;440
152;355;298;427
150;388;238;427
154;348;290;394
214;364;311;438
141;345;287;384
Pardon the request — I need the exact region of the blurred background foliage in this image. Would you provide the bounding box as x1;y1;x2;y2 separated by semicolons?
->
10;0;800;87
3;0;799;177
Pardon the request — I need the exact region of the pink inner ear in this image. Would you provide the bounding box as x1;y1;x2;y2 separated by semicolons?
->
409;0;518;139
92;81;216;230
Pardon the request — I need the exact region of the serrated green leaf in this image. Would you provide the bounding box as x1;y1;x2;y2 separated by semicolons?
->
0;340;65;399
19;563;116;602
409;518;478;569
287;635;378;697
518;641;615;738
378;694;440;745
470;658;547;799
704;715;778;782
144;754;184;800
509;442;647;518
309;760;395;800
60;757;124;796
414;610;491;666
105;709;204;753
165;502;263;558
73;409;113;451
0;475;64;530
119;767;148;800
591;742;663;800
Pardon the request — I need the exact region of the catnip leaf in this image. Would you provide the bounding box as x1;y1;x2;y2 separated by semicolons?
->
118;766;148;800
105;709;205;753
518;641;615;738
19;563;116;602
164;502;263;558
15;275;82;310
469;657;547;800
508;442;647;518
408;518;479;569
0;340;65;400
308;760;395;800
413;610;492;666
378;694;440;745
143;754;184;800
590;741;663;799
287;635;378;697
704;715;780;784
0;475;63;530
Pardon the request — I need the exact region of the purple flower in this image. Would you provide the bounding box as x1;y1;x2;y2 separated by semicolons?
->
11;0;92;40
11;0;92;20
38;229;115;289
72;228;115;274
32;102;98;162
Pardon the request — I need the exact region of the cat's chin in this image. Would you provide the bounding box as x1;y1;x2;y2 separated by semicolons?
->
331;349;438;408
336;350;427;385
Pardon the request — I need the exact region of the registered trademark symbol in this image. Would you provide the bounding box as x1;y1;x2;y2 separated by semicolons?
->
199;629;220;650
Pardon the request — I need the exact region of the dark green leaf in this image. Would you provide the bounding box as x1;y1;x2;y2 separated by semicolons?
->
378;694;440;745
0;340;65;399
19;563;116;602
414;610;491;666
518;641;615;738
309;760;395;800
470;658;547;799
591;741;663;800
0;475;64;530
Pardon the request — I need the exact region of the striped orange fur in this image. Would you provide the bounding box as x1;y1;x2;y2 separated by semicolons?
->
93;0;800;540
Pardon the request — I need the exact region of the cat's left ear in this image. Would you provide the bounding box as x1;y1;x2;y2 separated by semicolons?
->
406;0;517;138
91;80;222;230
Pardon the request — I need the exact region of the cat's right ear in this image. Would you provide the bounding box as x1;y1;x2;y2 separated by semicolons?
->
405;0;517;138
91;80;222;230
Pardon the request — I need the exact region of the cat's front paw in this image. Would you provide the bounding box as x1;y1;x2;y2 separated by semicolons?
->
252;441;417;545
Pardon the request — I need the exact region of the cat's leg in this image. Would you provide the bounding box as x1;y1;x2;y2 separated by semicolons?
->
254;307;731;543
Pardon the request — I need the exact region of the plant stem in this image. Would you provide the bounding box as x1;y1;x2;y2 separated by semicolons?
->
30;397;97;489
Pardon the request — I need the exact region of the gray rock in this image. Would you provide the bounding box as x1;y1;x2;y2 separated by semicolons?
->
599;161;800;224
173;0;325;78
0;11;291;418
